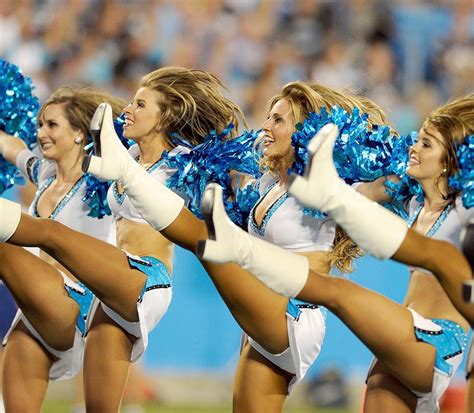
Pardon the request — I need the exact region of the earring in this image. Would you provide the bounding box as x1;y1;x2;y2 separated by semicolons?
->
442;167;447;175
74;137;83;144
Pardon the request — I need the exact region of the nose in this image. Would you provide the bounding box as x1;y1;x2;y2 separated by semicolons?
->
261;118;271;131
123;101;132;114
410;140;421;154
37;125;46;138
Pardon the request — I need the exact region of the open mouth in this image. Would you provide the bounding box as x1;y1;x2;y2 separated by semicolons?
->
124;118;135;127
264;136;275;146
40;142;54;150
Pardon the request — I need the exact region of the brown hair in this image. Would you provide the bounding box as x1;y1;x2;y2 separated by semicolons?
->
258;81;394;274
140;67;247;149
424;93;474;203
38;86;126;143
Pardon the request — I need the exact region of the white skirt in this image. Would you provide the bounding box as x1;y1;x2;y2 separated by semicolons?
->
2;272;95;381
247;300;326;393
367;308;467;413
100;254;172;362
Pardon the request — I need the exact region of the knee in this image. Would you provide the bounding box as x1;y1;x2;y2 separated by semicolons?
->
367;371;428;399
366;372;397;391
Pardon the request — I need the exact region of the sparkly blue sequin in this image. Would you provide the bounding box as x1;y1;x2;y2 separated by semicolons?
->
64;282;94;337
248;182;288;237
449;135;473;209
414;319;467;375
407;203;452;237
30;175;86;219
127;255;171;302
163;126;261;227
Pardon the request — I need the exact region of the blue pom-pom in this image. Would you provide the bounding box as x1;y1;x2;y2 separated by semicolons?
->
0;59;40;194
82;174;112;219
291;106;396;218
164;125;261;227
234;181;261;227
382;131;423;218
449;134;474;208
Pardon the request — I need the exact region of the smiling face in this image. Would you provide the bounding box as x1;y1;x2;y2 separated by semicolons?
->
406;123;447;183
123;87;162;141
260;99;295;158
37;103;81;161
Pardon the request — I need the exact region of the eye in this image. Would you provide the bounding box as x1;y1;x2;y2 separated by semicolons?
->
48;121;57;128
137;101;145;108
274;116;282;124
422;139;431;148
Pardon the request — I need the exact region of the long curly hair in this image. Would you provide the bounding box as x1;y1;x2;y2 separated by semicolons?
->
256;81;396;273
140;67;247;149
424;93;474;205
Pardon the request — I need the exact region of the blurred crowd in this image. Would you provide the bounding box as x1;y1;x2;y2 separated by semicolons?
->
0;0;473;133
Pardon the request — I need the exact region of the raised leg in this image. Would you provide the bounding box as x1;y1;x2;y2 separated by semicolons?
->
299;273;436;393
7;214;146;322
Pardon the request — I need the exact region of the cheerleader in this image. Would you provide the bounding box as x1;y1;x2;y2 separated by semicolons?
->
0;80;124;411
199;94;473;412
76;81;390;411
0;67;244;412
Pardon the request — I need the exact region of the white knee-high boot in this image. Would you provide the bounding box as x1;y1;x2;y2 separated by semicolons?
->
82;103;184;230
288;123;408;260
197;183;309;298
0;198;21;242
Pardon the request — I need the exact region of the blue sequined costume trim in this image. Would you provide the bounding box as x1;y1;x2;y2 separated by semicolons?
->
248;181;288;237
63;282;94;337
286;298;319;321
414;319;467;376
30;175;86;219
407;203;452;236
127;255;172;303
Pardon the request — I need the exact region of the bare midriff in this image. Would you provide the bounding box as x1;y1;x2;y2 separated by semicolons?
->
404;270;469;332
115;217;174;274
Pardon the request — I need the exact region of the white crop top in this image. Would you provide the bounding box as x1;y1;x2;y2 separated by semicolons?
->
15;149;114;244
407;196;473;275
248;173;336;252
107;144;190;224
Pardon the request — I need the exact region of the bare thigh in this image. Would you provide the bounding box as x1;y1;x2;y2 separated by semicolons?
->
2;322;53;413
84;305;135;413
233;342;292;413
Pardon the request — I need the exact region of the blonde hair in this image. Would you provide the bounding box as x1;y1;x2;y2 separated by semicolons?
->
258;81;394;273
257;81;394;173
38;86;126;143
140;67;247;149
424;93;474;203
